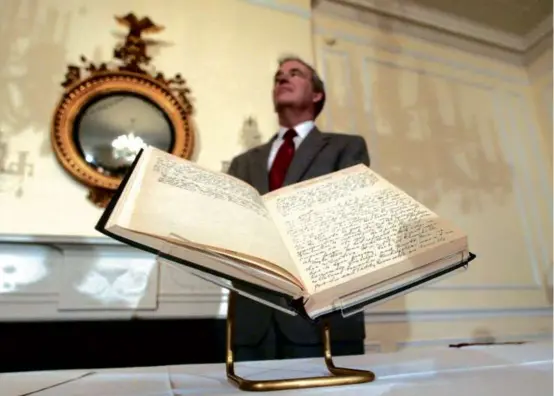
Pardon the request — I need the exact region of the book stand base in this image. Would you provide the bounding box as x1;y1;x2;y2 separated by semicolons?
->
155;235;475;392
225;291;375;392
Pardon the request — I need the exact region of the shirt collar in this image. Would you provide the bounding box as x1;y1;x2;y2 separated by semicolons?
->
277;120;315;140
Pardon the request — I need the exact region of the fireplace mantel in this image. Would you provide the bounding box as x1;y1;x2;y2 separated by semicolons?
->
0;234;228;321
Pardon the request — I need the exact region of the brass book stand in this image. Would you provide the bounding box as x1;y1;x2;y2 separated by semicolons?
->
158;234;373;391
225;291;375;392
158;236;473;392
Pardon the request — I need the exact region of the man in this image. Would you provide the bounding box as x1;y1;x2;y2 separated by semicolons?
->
227;56;370;361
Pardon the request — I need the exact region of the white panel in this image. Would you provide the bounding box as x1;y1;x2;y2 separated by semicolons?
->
57;245;159;310
0;244;61;295
0;240;231;320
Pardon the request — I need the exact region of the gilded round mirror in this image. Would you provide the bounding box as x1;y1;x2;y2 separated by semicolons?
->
74;92;174;178
51;13;195;207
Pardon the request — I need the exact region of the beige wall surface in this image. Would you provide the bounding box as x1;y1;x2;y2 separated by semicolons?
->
526;41;553;167
312;12;552;350
0;0;551;351
0;0;312;236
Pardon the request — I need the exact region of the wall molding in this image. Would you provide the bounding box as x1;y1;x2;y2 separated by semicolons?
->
363;341;382;352
0;233;550;322
367;334;554;352
242;0;311;19
0;234;119;245
491;92;542;286
364;332;552;354
1;231;543;325
524;15;554;51
315;26;528;86
1;287;550;322
323;0;552;54
309;26;546;291
242;0;552;56
349;36;548;288
543;82;553;123
363;307;552;323
515;94;552;274
319;48;357;134
350;51;545;289
396;331;552;350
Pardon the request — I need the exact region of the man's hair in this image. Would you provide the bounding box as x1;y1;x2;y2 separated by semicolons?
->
277;55;326;118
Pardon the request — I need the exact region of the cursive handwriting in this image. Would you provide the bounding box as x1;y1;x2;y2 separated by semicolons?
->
153;156;269;218
275;172;380;217
276;178;454;291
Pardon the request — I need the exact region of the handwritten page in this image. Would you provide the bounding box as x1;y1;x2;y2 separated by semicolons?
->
153;156;269;219
128;153;300;280
264;165;459;293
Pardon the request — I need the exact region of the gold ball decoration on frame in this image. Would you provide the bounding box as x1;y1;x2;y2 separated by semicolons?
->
51;13;195;208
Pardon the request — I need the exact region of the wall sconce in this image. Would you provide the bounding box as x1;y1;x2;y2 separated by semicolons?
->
220;116;262;173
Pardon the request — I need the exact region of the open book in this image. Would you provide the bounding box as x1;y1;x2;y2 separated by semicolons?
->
96;146;475;320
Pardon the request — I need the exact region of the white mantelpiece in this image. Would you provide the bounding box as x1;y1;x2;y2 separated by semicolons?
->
0;236;228;321
1;235;551;354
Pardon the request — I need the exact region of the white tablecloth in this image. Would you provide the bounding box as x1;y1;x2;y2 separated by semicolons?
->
1;341;552;395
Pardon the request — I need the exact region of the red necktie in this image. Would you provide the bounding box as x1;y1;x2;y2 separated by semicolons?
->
269;129;297;191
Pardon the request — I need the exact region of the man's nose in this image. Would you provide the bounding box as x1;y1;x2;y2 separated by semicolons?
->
277;74;290;84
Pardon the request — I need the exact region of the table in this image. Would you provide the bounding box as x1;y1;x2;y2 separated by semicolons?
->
1;341;551;395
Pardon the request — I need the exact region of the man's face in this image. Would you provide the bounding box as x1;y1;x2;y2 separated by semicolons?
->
272;60;322;112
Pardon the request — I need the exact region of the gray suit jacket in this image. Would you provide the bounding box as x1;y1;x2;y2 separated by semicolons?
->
227;127;370;346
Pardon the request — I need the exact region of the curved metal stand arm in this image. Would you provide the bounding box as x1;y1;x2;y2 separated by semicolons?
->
225;291;375;392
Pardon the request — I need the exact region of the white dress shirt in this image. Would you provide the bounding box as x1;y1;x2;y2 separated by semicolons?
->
267;120;314;170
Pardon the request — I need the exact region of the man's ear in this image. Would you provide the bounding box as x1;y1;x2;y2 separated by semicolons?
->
312;92;323;103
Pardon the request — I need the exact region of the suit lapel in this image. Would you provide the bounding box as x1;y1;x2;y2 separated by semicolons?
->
249;138;274;194
283;127;328;186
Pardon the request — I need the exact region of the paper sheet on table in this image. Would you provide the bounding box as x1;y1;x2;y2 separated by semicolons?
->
0;367;173;396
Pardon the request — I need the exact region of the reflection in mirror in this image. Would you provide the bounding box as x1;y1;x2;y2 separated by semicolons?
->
75;92;174;177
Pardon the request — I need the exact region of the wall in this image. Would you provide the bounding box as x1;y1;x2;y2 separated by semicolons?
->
526;38;553;168
0;0;312;237
0;0;551;358
0;0;314;325
312;9;552;351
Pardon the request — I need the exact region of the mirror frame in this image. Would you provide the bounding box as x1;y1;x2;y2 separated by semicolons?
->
51;13;195;207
